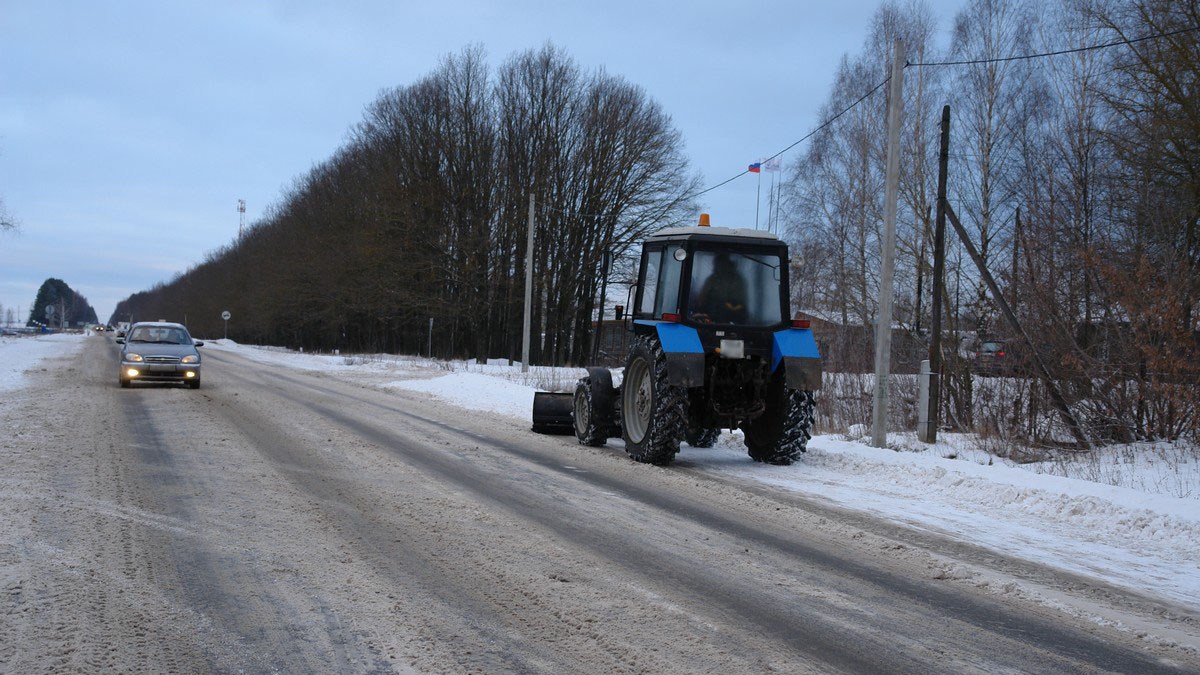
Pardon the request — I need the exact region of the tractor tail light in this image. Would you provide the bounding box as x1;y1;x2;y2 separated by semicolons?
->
791;319;811;329
661;313;682;323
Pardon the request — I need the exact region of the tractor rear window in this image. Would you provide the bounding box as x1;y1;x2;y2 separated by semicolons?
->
688;250;783;326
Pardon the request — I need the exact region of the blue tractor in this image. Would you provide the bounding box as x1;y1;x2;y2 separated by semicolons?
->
535;215;822;466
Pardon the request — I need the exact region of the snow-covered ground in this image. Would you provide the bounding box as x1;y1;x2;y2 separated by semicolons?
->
5;334;1197;613
0;332;88;391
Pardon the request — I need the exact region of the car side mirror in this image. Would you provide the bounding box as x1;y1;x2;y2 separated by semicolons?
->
115;337;125;344
194;340;204;347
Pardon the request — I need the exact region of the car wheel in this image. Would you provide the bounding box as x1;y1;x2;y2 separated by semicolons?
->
119;377;131;388
188;379;201;389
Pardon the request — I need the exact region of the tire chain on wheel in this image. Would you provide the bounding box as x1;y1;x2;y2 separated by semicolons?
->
622;336;687;465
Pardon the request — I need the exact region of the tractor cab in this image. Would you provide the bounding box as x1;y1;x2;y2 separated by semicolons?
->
633;217;790;360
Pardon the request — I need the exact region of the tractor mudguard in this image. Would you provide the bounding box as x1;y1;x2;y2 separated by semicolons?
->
772;328;822;390
635;320;705;388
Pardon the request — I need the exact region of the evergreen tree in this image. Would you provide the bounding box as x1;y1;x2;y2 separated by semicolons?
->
28;278;98;328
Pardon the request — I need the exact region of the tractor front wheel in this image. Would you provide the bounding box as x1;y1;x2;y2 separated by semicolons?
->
621;337;686;465
574;370;614;446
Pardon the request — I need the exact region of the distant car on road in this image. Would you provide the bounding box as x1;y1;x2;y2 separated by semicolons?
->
971;339;1010;375
116;321;203;389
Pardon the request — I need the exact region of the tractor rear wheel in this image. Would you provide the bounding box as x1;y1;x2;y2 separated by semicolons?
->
621;336;686;465
744;375;815;465
685;426;721;448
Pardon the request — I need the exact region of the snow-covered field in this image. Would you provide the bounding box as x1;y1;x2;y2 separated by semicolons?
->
5;333;1197;612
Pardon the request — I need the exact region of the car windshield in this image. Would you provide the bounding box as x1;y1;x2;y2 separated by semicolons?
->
128;327;190;344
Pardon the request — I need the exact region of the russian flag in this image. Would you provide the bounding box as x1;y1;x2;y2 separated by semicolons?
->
748;163;761;173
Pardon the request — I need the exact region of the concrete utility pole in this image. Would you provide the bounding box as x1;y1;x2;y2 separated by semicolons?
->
871;38;905;449
521;193;535;373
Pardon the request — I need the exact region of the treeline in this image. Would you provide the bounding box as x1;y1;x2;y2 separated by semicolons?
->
113;44;696;364
28;278;97;328
786;0;1199;443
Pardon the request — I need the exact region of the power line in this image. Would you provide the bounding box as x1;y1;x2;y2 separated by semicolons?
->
537;23;1199;224
541;72;895;224
908;24;1200;68
715;23;1200;203
690;75;893;201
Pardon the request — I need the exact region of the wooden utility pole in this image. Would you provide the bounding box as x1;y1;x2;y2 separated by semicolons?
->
921;105;951;443
871;38;904;449
1011;208;1022;311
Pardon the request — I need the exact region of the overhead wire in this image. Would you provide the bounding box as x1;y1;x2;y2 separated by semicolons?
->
538;22;1199;223
691;74;897;199
690;22;1200;202
540;73;897;220
907;23;1200;68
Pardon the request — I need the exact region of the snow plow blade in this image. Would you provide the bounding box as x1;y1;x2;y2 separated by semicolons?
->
532;392;574;435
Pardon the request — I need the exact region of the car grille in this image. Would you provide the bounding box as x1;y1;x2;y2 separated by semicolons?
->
144;356;181;364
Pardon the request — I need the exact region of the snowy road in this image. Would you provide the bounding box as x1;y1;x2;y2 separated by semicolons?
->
2;336;1197;673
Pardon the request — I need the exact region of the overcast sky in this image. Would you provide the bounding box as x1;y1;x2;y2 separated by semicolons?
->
0;1;964;324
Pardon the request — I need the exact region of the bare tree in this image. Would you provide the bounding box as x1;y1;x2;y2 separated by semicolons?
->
496;45;696;365
948;0;1042;337
1088;0;1200;440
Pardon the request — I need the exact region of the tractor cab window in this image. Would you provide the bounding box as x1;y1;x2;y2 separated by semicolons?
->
636;246;683;319
688;249;783;326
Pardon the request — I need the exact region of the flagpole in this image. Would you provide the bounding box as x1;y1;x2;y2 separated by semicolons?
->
755;170;761;230
768;171;776;234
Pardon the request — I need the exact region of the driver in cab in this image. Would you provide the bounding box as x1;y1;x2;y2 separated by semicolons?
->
692;253;747;324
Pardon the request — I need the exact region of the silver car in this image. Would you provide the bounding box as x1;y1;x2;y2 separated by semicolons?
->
116;321;204;389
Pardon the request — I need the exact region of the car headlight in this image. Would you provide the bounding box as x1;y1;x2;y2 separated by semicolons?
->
126;353;144;362
181;355;199;364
